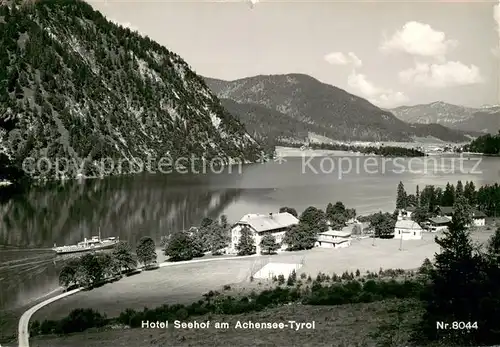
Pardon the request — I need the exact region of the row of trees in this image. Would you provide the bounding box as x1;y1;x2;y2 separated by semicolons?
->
58;237;157;288
280;142;426;157
395;180;500;223
163;215;231;261
463;131;500;155
163;203;359;259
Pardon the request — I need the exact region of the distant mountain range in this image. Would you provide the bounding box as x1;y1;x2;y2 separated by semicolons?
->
389;102;500;134
205;75;476;143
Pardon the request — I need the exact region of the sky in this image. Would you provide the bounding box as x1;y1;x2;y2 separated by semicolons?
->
88;0;500;109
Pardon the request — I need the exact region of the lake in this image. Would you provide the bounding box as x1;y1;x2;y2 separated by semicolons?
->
0;153;499;311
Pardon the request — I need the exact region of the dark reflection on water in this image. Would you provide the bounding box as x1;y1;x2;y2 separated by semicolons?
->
0;155;499;311
0;172;246;310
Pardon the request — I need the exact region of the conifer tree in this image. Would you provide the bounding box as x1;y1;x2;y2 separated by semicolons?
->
236;226;255;256
420;196;480;343
396;181;407;209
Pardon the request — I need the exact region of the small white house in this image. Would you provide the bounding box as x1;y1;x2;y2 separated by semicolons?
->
228;212;299;254
472;211;486;226
394;219;423;240
315;226;352;249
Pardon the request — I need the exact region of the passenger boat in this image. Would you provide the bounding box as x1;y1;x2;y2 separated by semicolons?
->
52;229;119;255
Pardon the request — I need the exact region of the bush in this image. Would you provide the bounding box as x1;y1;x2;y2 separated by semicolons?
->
277;274;285;285
175;308;189;320
117;308;138;326
300;272;307;279
57;308;107;334
223;284;231;290
39;319;58;335
35;274;425;337
125;269;142;277
144;264;159;271
287;270;297;286
29;320;41;336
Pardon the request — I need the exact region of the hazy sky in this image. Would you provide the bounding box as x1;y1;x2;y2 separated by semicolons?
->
88;0;500;108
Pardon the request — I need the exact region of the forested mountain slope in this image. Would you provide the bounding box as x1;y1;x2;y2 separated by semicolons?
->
0;0;260;180
205;75;472;143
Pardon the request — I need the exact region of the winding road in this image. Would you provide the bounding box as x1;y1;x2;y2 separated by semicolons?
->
17;254;260;347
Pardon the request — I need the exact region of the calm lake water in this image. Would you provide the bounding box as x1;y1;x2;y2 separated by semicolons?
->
0;154;499;311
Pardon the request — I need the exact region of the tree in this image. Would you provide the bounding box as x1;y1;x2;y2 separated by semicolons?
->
486;227;500;263
76;253;106;287
197;218;214;251
279;206;298;217
260;234;280;254
396;181;407;209
417;257;433;282
412;206;430;225
189;228;206;258
164;230;194;261
219;215;229;229
236;226;255;256
419;196;481;343
455;180;464;198
200;217;213;228
97;253;120;278
300;206;327;233
416;185;420;206
406;194;417;207
59;259;80;288
112;241;137;272
326;202;351;229
371;212;396;238
346;208;356;221
136;236;157;267
283;223;317;251
209;219;230;255
420;185;438;212
441;182;455;206
464;181;476;205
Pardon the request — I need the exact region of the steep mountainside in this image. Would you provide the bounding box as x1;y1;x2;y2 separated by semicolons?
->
220;98;318;142
459;110;500;134
0;0;260;180
390;102;500;134
205;75;472;143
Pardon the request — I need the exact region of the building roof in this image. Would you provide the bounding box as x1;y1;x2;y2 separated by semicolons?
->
437;206;454;215
395;220;423;230
237;212;299;233
319;225;353;238
473;210;487;218
428;216;451;225
437;206;486;219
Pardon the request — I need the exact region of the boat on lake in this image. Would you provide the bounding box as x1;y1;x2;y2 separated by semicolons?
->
52;230;119;255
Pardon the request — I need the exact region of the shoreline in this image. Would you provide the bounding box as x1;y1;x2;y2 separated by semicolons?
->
7;226;498;345
13;254;261;347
